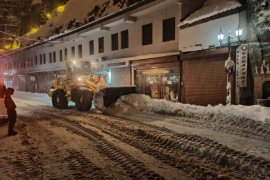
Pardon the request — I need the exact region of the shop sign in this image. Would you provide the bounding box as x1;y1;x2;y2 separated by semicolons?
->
142;69;170;75
236;44;248;87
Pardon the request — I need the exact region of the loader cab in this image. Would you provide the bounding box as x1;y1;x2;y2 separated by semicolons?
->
67;60;92;79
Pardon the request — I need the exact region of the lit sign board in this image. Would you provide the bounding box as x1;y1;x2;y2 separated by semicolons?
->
141;69;170;75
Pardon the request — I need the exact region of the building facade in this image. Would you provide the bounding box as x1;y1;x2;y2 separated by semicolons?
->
0;0;181;102
178;0;250;105
0;0;265;106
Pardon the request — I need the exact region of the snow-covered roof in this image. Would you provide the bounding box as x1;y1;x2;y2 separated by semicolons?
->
180;0;242;27
25;0;106;40
19;0;158;47
0;0;155;58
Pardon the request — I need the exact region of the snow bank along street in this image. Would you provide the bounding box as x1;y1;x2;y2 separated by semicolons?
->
0;91;270;179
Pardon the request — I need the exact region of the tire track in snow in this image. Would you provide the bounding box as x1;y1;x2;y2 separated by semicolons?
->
66;112;270;180
51;115;166;179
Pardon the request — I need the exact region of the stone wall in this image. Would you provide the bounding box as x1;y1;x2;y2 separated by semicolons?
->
254;65;270;101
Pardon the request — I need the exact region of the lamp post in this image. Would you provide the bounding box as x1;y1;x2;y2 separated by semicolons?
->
217;28;224;46
217;27;243;105
235;26;243;42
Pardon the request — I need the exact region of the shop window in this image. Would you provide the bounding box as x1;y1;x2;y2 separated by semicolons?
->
53;51;56;62
263;81;270;99
27;59;30;67
40;54;42;64
121;30;129;49
99;37;104;53
35;56;37;65
71;46;75;57
89;40;94;55
163;17;175;42
49;53;52;63
142;23;152;45
59;50;63;61
64;48;68;61
43;54;46;64
111;33;119;51
78;44;82;58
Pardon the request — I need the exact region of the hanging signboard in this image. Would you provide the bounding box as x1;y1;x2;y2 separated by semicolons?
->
236;44;248;87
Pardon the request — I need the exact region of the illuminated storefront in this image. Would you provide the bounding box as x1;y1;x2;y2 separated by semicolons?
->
133;55;180;102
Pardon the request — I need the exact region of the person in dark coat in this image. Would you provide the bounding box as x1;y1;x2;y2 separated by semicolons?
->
4;88;17;136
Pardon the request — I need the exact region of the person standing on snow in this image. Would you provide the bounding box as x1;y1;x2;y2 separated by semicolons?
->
4;88;17;136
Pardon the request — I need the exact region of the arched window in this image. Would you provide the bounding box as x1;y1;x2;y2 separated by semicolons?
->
262;81;270;99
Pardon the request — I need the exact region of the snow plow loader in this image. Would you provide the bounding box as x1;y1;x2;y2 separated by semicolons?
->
48;60;136;111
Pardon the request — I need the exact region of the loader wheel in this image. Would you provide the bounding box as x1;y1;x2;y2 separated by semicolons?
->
52;90;68;109
75;90;93;111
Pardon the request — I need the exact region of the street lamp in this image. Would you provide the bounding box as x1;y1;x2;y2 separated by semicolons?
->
217;28;224;46
217;29;237;105
235;26;243;42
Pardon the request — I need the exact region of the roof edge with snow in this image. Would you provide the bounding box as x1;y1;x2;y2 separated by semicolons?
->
179;0;244;29
0;0;157;58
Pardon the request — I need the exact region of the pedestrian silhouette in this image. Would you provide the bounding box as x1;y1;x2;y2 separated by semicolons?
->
4;88;17;136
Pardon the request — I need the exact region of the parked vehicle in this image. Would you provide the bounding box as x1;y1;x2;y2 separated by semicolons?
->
0;98;7;119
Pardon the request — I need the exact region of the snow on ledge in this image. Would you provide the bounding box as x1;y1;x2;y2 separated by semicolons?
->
180;0;242;27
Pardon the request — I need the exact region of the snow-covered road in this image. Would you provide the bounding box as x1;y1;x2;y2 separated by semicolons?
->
0;91;269;179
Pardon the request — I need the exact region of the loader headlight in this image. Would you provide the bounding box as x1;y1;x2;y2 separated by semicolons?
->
77;77;82;81
72;60;77;65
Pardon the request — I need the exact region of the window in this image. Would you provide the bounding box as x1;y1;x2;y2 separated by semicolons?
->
27;59;30;67
142;23;152;45
43;54;46;64
64;48;68;61
98;37;104;53
71;46;75;57
111;33;119;51
35;56;37;65
163;17;175;42
78;44;82;58
121;30;129;49
49;53;52;63
40;54;42;64
89;40;94;55
59;50;63;61
30;58;33;67
53;51;56;62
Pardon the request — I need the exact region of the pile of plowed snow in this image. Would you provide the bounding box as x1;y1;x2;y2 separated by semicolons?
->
108;94;270;124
